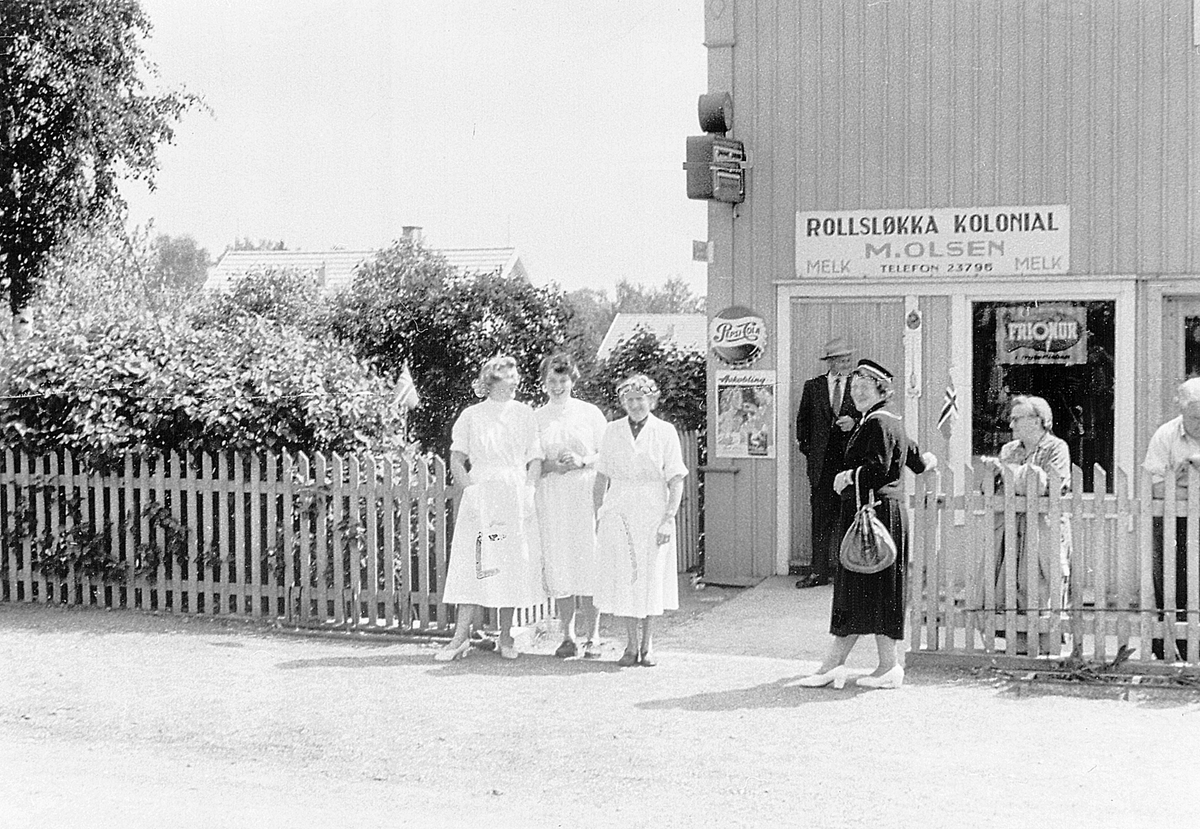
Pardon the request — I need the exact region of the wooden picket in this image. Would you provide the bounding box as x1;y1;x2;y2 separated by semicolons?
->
908;463;1200;667
0;450;477;633
676;429;702;573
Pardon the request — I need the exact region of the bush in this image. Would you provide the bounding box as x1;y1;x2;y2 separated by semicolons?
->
578;328;706;432
0;311;400;466
190;266;327;335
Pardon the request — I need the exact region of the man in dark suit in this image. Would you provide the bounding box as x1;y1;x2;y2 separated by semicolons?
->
795;336;860;587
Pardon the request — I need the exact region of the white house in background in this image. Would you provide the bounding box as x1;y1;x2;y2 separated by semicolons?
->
205;230;528;294
596;313;707;361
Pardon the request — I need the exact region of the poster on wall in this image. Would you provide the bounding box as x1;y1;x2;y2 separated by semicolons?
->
795;204;1069;278
995;303;1088;365
715;369;776;458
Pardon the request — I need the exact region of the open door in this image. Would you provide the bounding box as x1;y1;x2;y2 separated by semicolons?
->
789;297;905;567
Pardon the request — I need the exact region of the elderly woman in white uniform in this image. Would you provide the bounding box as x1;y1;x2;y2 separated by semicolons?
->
593;374;688;667
435;355;546;661
535;352;609;659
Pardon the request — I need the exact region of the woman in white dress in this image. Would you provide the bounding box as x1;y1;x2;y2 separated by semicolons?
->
593;374;688;667
535;353;609;659
435;355;546;661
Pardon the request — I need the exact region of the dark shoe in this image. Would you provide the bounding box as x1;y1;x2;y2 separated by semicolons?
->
617;649;639;667
795;574;829;589
639;650;657;667
554;639;578;658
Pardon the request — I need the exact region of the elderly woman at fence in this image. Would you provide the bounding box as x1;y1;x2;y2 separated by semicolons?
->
1142;376;1200;661
534;352;608;659
977;395;1072;656
798;359;937;690
593;374;687;667
435;355;546;661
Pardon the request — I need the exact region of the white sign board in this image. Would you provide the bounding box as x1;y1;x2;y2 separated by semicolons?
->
795;204;1069;279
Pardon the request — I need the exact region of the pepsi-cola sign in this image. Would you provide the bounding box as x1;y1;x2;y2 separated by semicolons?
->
710;305;766;366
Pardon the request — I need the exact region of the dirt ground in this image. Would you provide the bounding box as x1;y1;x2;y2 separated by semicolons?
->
3;577;1199;829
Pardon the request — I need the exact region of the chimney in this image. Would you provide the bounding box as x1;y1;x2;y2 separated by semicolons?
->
402;225;423;244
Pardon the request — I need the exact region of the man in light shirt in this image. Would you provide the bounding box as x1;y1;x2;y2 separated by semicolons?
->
1141;377;1200;661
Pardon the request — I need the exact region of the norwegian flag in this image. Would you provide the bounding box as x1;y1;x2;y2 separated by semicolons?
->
394;362;420;411
937;380;958;441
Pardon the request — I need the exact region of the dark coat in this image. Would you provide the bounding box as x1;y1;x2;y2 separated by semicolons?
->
795;373;860;486
831;403;930;639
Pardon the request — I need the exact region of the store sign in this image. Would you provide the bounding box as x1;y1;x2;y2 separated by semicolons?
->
710;305;766;366
794;204;1070;278
996;304;1088;365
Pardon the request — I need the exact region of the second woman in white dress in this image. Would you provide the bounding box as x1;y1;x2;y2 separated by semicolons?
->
535;353;609;658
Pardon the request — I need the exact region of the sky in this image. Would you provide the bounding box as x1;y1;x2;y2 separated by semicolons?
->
120;0;709;296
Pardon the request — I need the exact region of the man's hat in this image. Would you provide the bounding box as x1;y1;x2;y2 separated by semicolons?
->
819;336;854;360
855;358;893;382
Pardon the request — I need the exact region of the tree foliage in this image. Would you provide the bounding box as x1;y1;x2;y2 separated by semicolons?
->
0;224;397;466
229;237;287;252
578;329;706;432
0;311;399;466
0;0;198;328
614;277;705;314
149;233;210;293
329;239;573;457
191;266;326;335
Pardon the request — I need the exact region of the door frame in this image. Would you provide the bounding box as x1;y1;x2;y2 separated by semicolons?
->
776;276;1136;576
1147;282;1200;434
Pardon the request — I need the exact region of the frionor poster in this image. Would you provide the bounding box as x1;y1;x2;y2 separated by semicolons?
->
715;369;776;459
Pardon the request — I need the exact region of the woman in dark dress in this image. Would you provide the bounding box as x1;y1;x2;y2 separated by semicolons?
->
798;359;937;690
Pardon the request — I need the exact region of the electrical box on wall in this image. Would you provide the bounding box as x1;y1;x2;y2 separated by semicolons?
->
684;92;746;204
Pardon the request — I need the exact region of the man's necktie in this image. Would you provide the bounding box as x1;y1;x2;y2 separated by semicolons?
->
831;375;842;411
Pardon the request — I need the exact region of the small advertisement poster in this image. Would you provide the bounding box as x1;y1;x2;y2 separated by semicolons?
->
996;303;1088;365
715;369;776;459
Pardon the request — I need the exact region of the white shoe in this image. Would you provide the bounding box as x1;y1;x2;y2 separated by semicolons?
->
796;665;848;689
855;665;903;689
434;639;471;662
498;643;519;660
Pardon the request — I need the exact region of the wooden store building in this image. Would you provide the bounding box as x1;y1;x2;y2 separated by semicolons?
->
696;0;1200;584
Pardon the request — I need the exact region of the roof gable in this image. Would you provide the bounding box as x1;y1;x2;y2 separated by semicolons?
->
597;313;708;360
206;246;525;294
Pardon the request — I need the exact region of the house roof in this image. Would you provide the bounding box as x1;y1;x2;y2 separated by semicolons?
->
596;313;708;360
205;246;526;294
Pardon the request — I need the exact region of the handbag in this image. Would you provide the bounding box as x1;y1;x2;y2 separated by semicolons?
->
839;469;898;574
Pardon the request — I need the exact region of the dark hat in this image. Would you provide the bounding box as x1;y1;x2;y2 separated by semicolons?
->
855;358;893;382
819;336;854;360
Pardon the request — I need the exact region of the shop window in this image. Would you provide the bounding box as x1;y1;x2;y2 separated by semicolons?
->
972;301;1114;491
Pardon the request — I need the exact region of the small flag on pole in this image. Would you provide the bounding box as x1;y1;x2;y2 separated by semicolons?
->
395;362;420;410
937;380;958;441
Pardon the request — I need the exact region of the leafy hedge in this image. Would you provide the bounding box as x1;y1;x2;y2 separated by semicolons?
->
0;311;399;466
578;328;706;432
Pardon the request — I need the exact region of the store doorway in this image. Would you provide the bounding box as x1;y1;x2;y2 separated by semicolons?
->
789;297;905;565
971;300;1115;491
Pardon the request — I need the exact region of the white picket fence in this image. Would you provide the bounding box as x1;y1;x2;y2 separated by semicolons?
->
909;463;1200;666
0;434;703;632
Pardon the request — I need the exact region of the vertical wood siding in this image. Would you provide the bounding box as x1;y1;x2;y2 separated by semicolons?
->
737;0;1200;276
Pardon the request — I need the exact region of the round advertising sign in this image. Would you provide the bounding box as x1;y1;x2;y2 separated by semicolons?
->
709;305;766;366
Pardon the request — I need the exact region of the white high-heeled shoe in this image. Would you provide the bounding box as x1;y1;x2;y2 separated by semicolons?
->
433;639;471;662
855;665;903;689
796;664;848;689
